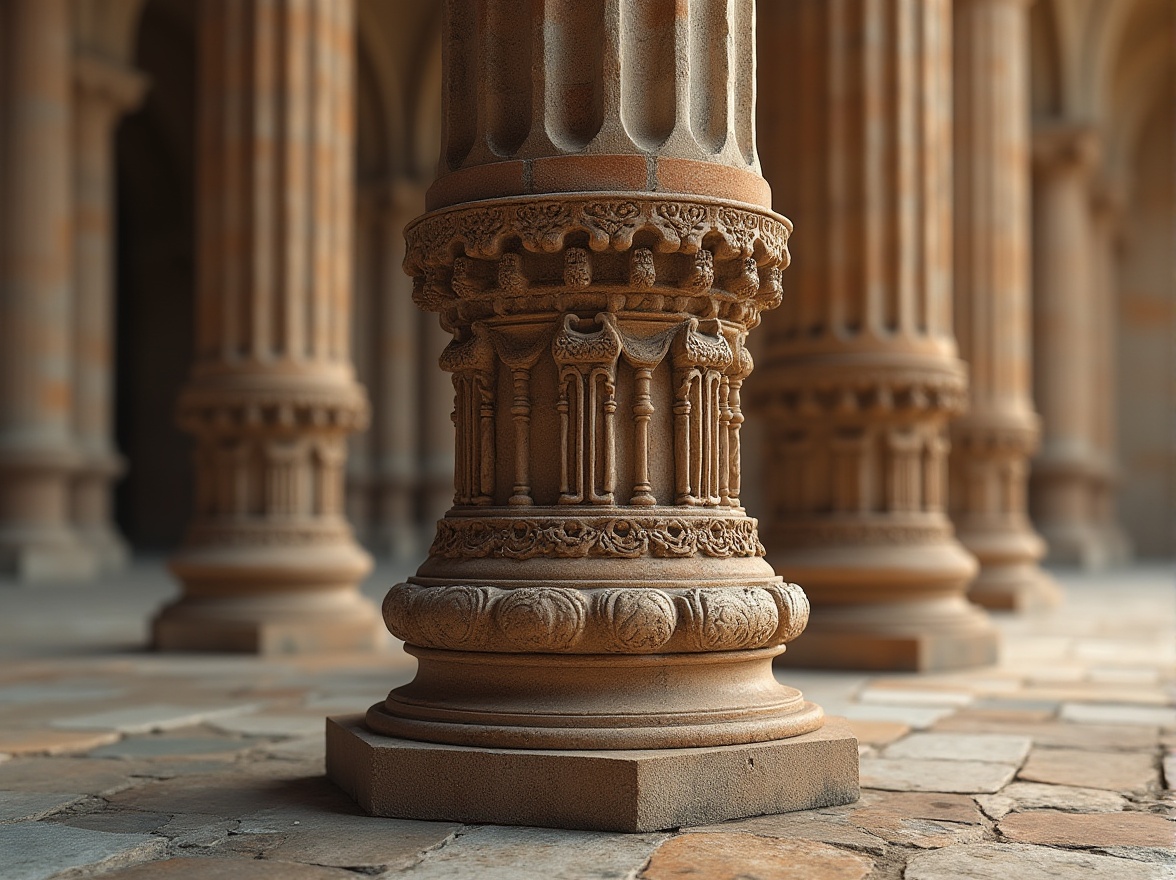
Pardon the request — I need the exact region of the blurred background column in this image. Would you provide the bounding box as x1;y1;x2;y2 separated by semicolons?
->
756;0;997;670
949;0;1060;610
155;0;379;652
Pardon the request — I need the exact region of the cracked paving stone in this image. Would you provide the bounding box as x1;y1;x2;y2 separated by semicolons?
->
0;821;166;880
975;782;1129;819
847;791;986;849
999;810;1176;847
1018;747;1160;792
401;825;668;880
88;736;252;760
52;703;258;735
100;857;359;879
881;733;1031;765
860;757;1017;794
0;729;120;756
905;842;1176;879
689;806;887;856
640;832;873;880
56;810;174;834
0;757;144;796
106;764;330;816
0;791;87;822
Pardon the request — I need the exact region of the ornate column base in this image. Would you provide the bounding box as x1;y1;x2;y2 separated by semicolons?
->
0;451;97;582
772;531;998;671
73;453;130;573
327;714;858;833
157;540;380;654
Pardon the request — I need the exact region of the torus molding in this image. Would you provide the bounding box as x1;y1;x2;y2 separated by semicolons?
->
429;514;767;560
383;580;810;654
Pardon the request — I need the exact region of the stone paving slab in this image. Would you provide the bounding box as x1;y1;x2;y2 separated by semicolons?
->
101;857;359;879
88;736;253;760
860;757;1018;793
998;809;1176;847
0;728;120;756
0;822;166;880
640;832;874;879
52;703;259;735
975;781;1128;819
881;732;1031;764
0;790;87;823
1061;703;1176;726
1018;747;1160;792
905;843;1176;879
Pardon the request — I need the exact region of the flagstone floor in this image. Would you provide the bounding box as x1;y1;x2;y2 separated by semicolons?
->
0;561;1173;879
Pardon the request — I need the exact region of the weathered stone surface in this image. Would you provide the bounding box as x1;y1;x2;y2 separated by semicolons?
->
640;833;873;880
1061;704;1176;726
400;825;668;880
843;705;955;730
860;757;1016;794
0;729;120;756
1018;747;1159;792
934;717;1160;751
0;682;126;705
59;810;174;834
88;737;250;759
208;714;326;739
101;858;358;879
52;704;256;735
845;720;910;747
999;810;1176;847
882;733;1031;765
0;822;165;880
691;806;887;856
905;843;1174;879
0;757;141;795
857;687;975;708
976;782;1128;819
0;790;86;822
848;791;986;848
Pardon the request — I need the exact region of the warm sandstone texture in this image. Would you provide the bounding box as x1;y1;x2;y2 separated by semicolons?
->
154;0;380;653
1030;125;1131;568
756;0;997;670
949;0;1060;611
0;0;96;581
326;0;858;831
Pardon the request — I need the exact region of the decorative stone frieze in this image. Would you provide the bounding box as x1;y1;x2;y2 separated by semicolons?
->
154;0;380;653
949;0;1061;610
327;0;859;833
755;0;997;670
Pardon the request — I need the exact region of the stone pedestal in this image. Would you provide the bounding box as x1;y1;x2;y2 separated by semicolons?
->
327;0;858;831
950;0;1060;611
755;0;997;669
0;0;95;581
71;53;146;573
1030;125;1106;568
156;0;379;653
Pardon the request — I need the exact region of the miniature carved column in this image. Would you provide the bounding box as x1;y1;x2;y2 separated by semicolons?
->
1087;180;1132;564
0;0;96;581
949;0;1060;610
756;0;996;669
1030;125;1104;566
71;53;147;572
155;0;380;653
327;0;858;832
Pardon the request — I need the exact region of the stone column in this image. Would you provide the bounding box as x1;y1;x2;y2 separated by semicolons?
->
327;0;858;832
949;0;1060;610
71;53;147;573
755;0;996;670
155;0;380;653
1087;180;1132;564
1030;124;1104;566
0;0;95;581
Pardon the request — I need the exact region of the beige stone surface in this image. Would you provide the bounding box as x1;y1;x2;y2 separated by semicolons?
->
690;808;888;856
998;810;1176;847
1018;747;1159;792
881;733;1032;765
905;843;1174;880
327;714;860;833
640;833;873;880
860;757;1017;794
976;781;1129;820
846;720;911;747
101;859;358;879
934;717;1160;751
0;728;119;756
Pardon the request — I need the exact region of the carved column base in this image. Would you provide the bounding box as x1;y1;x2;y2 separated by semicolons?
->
73;453;129;572
158;539;379;654
957;526;1062;612
327;713;858;833
0;451;97;581
771;526;998;671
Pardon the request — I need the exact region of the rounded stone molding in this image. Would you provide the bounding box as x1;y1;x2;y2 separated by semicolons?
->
429;514;767;560
382;580;810;655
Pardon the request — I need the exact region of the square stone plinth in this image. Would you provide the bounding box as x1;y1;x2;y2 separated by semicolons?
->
779;630;999;672
325;714;860;833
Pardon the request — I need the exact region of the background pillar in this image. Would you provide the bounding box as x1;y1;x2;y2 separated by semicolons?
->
0;0;95;581
755;0;997;670
949;0;1060;610
327;0;858;832
155;0;379;653
1030;124;1104;567
71;52;146;573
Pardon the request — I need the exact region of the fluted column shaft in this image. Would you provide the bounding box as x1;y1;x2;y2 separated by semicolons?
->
756;0;995;670
156;0;378;653
949;0;1059;610
0;0;95;581
1030;125;1104;566
328;0;857;833
71;54;146;573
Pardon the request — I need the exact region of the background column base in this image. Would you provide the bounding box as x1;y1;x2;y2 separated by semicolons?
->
778;623;999;672
0;531;98;582
967;562;1063;612
325;714;859;833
